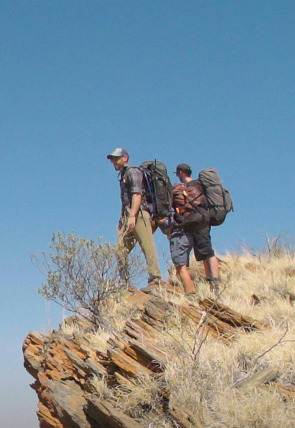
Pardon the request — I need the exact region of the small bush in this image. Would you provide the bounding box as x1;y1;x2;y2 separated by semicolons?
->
32;232;145;327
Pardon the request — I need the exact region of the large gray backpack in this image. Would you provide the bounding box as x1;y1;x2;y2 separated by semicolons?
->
198;168;233;226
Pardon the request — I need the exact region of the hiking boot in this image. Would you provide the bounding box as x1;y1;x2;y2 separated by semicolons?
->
185;291;197;302
127;285;137;293
206;278;220;295
140;284;160;294
140;280;165;294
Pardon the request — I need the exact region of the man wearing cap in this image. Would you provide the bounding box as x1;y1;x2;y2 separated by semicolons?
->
107;148;161;287
174;163;220;293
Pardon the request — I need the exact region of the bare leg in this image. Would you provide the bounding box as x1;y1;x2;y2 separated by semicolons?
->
175;265;195;293
203;256;220;294
203;256;219;279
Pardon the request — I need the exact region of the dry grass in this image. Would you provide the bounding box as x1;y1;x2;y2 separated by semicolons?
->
160;250;295;427
102;290;144;331
80;250;295;427
217;251;295;324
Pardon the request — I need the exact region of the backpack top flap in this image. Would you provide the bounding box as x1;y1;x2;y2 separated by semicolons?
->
198;168;222;187
140;160;168;177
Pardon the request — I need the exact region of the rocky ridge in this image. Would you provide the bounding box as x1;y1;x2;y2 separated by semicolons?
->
23;285;290;428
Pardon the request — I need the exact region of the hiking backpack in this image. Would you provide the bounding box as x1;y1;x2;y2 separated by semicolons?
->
140;160;173;219
198;168;233;226
172;182;209;229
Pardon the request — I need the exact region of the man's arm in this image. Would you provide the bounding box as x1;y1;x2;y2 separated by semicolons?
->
128;193;141;230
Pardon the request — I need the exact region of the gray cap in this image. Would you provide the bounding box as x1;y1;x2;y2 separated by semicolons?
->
174;163;192;174
107;148;129;159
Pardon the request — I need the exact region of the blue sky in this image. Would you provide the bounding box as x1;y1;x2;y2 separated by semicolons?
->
1;1;295;426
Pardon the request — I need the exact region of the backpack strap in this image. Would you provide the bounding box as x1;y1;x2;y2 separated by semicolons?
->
182;189;203;209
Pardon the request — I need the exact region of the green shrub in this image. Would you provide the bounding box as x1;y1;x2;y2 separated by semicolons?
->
32;232;145;326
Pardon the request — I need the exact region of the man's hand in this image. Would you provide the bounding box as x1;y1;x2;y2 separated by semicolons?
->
128;215;136;230
156;217;167;225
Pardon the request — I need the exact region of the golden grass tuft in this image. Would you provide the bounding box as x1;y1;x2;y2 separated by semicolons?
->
76;250;295;427
149;250;295;427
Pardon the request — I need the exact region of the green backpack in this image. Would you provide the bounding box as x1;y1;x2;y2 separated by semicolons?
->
198;168;234;226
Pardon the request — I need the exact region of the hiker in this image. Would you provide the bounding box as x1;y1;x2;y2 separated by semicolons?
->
159;168;209;296
174;163;220;293
107;148;162;288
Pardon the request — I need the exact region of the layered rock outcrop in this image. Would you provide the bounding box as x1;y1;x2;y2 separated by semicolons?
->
23;287;270;428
